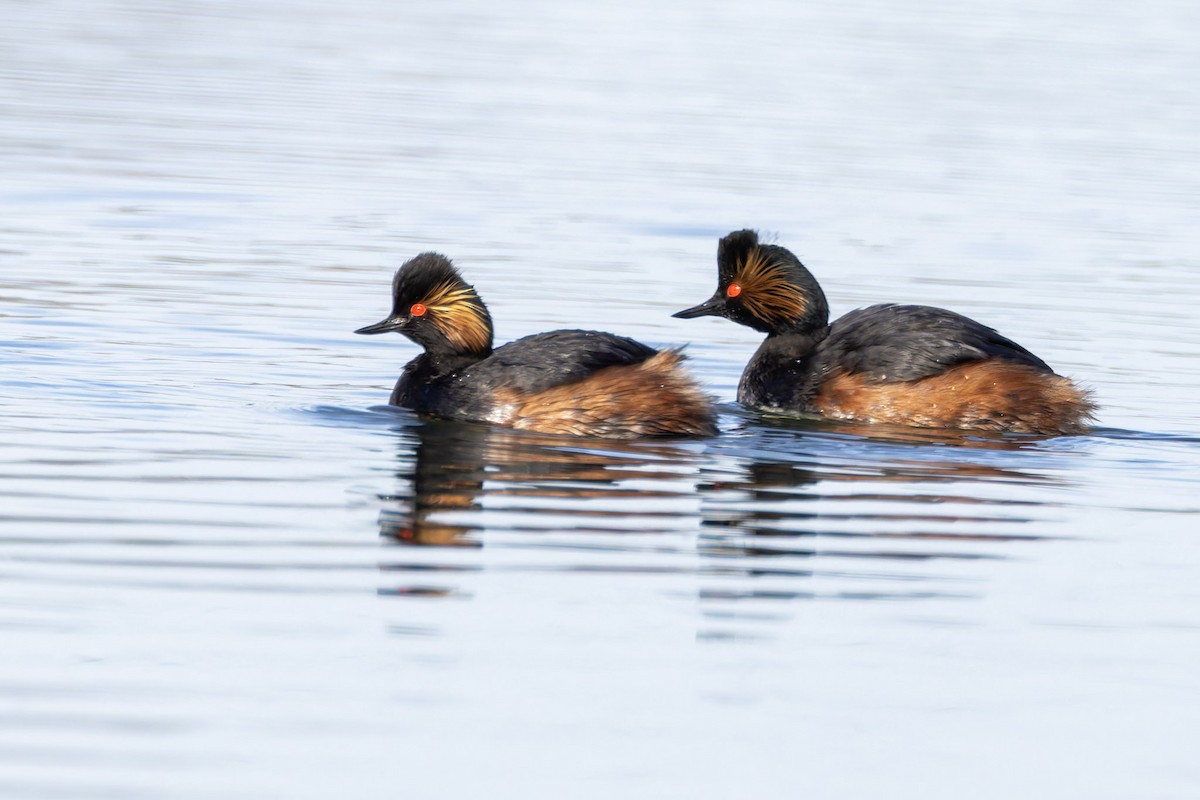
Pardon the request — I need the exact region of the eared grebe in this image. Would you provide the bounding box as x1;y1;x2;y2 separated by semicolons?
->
356;253;717;438
673;230;1096;435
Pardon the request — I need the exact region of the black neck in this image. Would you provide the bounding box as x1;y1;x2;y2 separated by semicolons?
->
390;349;488;407
423;349;488;378
738;328;830;410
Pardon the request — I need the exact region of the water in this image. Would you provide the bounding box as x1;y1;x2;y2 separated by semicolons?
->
3;0;1200;797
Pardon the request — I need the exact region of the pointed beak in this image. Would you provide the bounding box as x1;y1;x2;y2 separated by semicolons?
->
354;315;404;335
672;296;725;320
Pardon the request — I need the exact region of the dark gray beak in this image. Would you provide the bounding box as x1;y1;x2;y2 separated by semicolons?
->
354;316;404;335
672;296;724;320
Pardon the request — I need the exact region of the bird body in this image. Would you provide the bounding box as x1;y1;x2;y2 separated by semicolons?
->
358;253;716;439
675;230;1095;435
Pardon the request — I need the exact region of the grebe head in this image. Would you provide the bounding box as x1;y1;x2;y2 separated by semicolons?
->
673;229;829;335
355;252;494;355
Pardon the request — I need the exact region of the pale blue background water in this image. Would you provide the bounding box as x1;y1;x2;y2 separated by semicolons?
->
3;1;1200;798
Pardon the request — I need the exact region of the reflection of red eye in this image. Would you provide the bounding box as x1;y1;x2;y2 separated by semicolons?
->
726;283;742;298
410;303;427;317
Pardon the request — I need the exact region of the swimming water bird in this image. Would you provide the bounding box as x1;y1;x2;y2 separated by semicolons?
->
356;253;717;438
673;230;1096;435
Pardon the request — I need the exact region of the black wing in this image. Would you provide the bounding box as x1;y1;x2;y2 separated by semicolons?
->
472;329;658;393
815;304;1052;382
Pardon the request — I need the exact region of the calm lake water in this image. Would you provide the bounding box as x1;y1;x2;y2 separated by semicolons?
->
4;0;1200;797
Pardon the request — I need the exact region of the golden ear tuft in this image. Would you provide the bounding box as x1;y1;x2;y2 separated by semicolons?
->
422;281;492;352
730;248;808;323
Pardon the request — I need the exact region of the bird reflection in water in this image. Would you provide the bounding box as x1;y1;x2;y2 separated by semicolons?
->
376;418;703;548
372;412;1078;611
697;417;1071;586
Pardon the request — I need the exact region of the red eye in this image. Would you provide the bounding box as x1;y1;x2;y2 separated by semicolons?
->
726;283;742;298
410;303;427;317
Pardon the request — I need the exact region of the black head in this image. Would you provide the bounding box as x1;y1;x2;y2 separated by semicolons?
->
355;252;494;356
673;229;829;335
